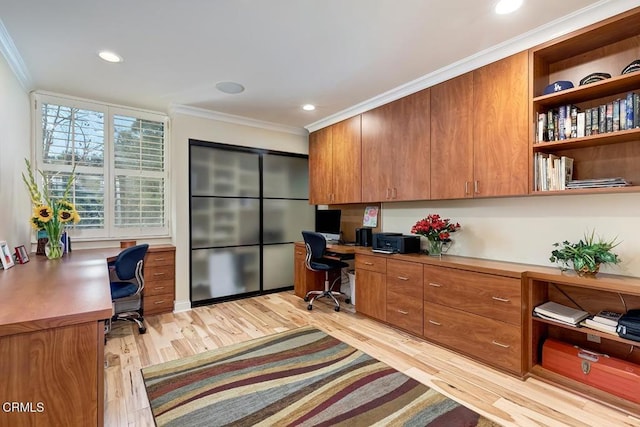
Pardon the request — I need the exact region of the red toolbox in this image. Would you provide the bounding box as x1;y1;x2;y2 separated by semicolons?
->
542;338;640;403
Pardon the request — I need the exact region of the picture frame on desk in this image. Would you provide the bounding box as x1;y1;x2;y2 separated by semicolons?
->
1;240;15;269
14;245;29;264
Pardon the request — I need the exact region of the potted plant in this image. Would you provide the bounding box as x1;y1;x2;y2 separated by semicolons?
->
549;230;621;277
411;214;461;256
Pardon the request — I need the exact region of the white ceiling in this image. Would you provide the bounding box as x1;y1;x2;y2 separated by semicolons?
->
1;1;638;133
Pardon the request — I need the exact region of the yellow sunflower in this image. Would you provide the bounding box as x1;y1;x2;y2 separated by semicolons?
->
34;205;53;223
58;209;74;223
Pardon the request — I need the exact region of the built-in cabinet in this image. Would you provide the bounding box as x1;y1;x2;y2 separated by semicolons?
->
530;7;640;195
309;115;362;204
361;88;431;202
143;246;176;316
354;254;387;321
293;242;324;298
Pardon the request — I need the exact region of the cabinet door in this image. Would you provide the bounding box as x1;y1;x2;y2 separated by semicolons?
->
473;51;529;197
430;73;474;199
293;243;323;298
331;115;362;204
308;126;333;204
361;103;395;202
355;269;386;321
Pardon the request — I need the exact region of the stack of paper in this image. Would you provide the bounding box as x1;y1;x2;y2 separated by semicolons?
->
533;301;590;326
579;310;623;335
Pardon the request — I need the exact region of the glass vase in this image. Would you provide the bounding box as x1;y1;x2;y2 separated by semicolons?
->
427;238;443;257
45;236;65;259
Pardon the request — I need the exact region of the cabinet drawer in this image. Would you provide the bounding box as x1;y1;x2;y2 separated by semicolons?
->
387;291;423;336
423;265;522;326
355;254;387;273
144;294;174;315
145;265;175;283
145;279;174;297
145;251;175;267
424;301;522;374
387;259;422;293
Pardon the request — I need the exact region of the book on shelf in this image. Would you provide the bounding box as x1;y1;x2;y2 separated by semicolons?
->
534;301;590;325
577;111;586;138
593;310;623;327
581;317;618;335
627;92;635;130
613;99;620;132
566;177;631;189
620;97;627;131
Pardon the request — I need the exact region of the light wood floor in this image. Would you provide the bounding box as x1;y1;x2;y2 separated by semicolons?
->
104;291;640;427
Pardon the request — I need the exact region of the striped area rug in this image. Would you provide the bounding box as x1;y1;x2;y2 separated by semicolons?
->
142;326;499;426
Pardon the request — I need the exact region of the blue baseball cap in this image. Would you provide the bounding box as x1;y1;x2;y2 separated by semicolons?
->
543;80;574;95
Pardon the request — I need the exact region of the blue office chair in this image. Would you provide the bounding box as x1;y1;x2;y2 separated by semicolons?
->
106;244;149;335
302;231;350;312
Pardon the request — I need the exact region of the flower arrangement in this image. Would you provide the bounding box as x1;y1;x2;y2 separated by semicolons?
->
22;159;80;259
549;230;620;277
411;213;461;242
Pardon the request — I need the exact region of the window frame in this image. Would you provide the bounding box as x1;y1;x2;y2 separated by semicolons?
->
32;92;170;241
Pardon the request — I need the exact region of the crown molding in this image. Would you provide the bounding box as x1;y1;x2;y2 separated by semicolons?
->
305;0;640;133
169;103;308;136
0;18;32;90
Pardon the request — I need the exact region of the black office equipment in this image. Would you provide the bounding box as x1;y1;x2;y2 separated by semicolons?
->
355;227;373;247
315;209;341;242
373;233;420;254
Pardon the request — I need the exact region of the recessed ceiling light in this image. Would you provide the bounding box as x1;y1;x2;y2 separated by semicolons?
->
302;104;316;111
98;50;123;63
495;0;523;14
215;81;245;94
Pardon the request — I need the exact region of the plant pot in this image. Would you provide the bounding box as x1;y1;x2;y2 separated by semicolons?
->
576;263;600;278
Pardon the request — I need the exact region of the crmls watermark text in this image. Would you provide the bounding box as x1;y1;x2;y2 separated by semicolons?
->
2;402;45;413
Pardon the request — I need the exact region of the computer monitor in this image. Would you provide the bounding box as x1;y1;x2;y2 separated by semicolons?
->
315;209;341;242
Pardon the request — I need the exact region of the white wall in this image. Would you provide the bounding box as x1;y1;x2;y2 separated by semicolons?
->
0;54;31;253
170;112;308;309
382;193;640;277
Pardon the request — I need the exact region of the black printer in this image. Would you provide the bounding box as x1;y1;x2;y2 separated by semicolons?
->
372;233;421;254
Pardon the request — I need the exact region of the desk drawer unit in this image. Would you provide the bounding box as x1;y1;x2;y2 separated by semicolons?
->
423;265;521;326
143;247;175;315
386;260;423;336
424;301;522;374
355;254;387;273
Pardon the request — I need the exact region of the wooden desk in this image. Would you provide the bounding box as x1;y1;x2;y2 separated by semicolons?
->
0;249;117;427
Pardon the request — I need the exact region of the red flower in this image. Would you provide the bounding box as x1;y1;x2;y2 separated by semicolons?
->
411;214;461;242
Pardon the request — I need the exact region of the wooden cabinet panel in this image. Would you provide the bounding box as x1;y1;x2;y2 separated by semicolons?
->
473;51;529;197
423;264;521;326
355;254;387;273
362;89;431;202
143;247;175;316
424;301;522;374
331;115;362;204
387;290;423;336
355;268;386;321
309;126;333;204
387;259;423;290
430;73;474;199
293;242;324;298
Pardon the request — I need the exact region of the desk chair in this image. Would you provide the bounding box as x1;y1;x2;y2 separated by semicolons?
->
106;244;149;335
302;231;350;312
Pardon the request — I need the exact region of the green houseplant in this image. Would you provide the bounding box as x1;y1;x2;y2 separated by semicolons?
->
549;231;620;277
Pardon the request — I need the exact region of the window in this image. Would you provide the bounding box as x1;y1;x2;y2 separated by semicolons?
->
33;93;169;240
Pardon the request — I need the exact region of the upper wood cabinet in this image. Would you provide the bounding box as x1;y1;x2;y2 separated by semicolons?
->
430;73;474;199
361;88;431;202
309;115;362;204
473;51;529;197
430;52;529;199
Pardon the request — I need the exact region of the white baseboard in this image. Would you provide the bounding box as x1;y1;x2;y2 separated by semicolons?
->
173;299;192;313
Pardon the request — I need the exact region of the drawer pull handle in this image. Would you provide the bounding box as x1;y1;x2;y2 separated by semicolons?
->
397;309;409;315
153;272;166;276
491;340;510;349
428;320;441;326
154;300;166;305
296;251;303;255
153;286;165;291
492;296;510;302
153;258;166;261
428;282;442;287
397;276;409;281
364;262;373;266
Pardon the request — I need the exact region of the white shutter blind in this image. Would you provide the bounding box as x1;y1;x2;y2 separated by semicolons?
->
113;115;165;228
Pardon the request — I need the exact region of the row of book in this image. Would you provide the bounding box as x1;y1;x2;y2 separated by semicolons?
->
533;301;623;336
536;92;640;143
534;153;573;191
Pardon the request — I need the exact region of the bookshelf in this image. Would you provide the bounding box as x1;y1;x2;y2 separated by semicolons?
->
529;6;640;195
527;270;640;415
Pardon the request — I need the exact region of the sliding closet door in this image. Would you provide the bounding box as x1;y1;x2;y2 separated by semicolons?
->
190;145;261;302
262;154;314;291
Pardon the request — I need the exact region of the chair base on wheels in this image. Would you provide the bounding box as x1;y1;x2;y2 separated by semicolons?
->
304;273;350;312
104;312;147;335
